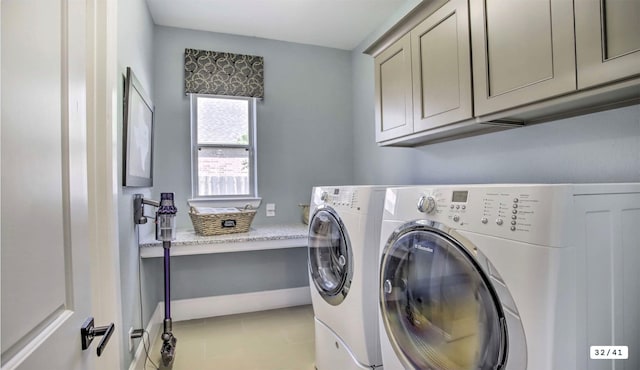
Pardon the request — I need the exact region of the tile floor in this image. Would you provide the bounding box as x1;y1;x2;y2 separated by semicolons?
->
143;305;316;370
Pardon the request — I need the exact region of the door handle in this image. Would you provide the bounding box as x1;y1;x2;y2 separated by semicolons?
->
80;317;115;357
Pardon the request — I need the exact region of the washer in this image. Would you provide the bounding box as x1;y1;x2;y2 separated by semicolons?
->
308;186;387;370
378;184;640;370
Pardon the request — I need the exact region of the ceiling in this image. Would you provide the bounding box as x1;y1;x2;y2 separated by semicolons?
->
145;0;410;50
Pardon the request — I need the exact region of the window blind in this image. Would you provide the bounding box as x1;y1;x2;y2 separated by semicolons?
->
184;48;264;98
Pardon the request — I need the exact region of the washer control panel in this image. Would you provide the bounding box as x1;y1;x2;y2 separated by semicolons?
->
320;187;358;209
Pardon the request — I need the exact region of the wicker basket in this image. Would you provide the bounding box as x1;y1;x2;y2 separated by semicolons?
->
189;206;256;236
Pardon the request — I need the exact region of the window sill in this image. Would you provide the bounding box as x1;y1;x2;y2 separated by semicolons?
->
188;197;262;210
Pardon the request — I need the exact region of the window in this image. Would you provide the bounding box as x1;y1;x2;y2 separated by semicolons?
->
190;94;257;200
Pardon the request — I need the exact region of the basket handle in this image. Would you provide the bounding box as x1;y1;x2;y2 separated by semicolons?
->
243;204;253;210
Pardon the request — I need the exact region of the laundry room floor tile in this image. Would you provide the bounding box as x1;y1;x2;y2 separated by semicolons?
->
143;305;316;370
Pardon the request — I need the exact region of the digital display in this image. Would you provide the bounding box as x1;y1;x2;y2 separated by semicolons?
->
452;191;468;203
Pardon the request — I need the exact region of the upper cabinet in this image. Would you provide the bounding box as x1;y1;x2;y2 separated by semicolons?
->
366;0;640;146
411;0;472;132
470;0;576;116
374;33;413;143
372;0;476;144
575;0;640;89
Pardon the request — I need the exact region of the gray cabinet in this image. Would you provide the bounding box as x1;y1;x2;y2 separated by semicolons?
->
367;0;640;146
411;0;472;132
575;0;640;89
373;0;472;144
374;33;413;143
470;0;576;116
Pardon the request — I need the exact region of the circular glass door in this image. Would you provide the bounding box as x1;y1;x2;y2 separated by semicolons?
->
380;223;507;370
308;206;353;306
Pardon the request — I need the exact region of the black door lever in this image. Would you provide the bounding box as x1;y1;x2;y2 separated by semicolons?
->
80;317;115;356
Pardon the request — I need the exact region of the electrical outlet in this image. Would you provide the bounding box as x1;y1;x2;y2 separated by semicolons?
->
129;328;144;352
266;203;276;217
128;327;134;352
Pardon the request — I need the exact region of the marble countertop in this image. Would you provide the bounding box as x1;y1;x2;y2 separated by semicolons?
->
139;223;309;257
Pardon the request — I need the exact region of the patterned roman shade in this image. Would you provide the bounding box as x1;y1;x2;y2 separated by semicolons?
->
184;48;264;98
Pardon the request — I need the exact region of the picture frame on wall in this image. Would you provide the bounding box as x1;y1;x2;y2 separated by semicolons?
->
123;66;154;187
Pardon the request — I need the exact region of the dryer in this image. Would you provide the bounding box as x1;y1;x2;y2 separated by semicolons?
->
308;186;386;370
378;184;640;370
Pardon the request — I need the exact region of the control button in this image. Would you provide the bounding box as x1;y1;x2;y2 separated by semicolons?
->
461;205;466;210
511;215;517;220
511;221;516;225
453;215;460;222
512;204;518;208
450;204;455;209
510;226;516;231
417;195;437;214
456;205;460;209
481;217;488;224
513;198;519;203
512;210;517;214
496;219;504;226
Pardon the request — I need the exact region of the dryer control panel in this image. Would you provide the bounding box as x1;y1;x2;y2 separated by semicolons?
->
443;189;537;232
387;185;573;247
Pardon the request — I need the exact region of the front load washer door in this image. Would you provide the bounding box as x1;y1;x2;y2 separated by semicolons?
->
380;221;508;370
308;205;353;306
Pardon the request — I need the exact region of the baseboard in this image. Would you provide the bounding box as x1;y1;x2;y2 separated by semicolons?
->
170;286;312;321
128;286;311;370
128;302;163;370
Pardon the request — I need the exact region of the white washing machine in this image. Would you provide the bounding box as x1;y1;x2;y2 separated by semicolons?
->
378;184;640;370
308;186;387;370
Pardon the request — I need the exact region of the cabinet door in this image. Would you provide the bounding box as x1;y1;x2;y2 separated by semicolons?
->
374;33;413;143
575;0;640;89
411;0;472;132
470;0;576;116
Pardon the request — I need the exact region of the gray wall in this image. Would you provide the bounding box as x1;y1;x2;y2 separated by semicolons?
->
117;0;155;368
152;26;354;229
117;4;639;370
351;1;640;186
139;26;355;331
144;248;309;300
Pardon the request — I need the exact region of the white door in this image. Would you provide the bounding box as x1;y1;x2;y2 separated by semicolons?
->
1;1;119;369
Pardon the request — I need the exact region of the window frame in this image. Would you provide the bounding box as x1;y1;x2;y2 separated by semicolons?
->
189;94;259;206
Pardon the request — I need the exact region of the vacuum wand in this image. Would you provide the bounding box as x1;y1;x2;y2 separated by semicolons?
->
156;193;178;367
162;240;172;328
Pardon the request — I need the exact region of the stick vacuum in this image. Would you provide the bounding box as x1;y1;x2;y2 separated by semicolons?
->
156;193;178;367
134;193;178;368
